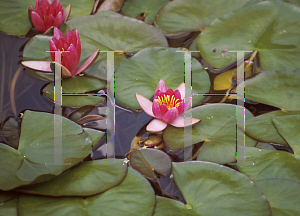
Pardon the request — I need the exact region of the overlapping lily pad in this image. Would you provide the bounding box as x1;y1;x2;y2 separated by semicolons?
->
272;115;300;155
254;178;300;216
237;147;300;182
198;1;300;70
19;159;127;196
164;104;256;164
1;117;19;149
122;0;169;23
0;110;92;191
114;47;210;109
43;76;106;107
237;70;300;110
130;148;171;179
155;0;258;34
0;197;18;216
154;162;271;216
244;110;300;146
83;128;105;148
18;168;155;216
0;0;95;36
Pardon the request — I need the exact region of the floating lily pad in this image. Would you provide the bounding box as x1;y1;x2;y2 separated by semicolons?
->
122;0;170;23
237;147;300;182
162;162;271;216
0;0;95;36
1;117;19;149
18;168;155;216
254;178;300;216
43;76;106;107
189;34;201;58
244;110;300;146
155;0;258;34
114;47;210;109
0;110;92;191
272;115;300;155
83;128;105;148
19;159;127;196
237;70;300;110
197;1;300;70
0;197;18;216
130;148;171;179
255;142;276;151
164;104;255;164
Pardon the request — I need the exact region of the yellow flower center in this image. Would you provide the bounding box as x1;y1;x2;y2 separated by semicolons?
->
157;95;180;110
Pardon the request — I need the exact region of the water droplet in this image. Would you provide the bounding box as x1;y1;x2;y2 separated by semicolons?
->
204;67;208;70
185;203;193;210
283;30;286;33
211;116;213;118
248;40;251;43
259;148;261;151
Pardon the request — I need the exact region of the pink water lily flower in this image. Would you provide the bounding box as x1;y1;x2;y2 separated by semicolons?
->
22;27;99;78
30;0;71;33
136;80;200;132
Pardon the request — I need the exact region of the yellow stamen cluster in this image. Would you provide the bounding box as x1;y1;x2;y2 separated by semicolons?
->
157;94;180;110
60;48;65;56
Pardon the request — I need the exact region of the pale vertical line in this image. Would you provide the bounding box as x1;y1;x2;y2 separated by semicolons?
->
106;51;115;163
184;52;192;161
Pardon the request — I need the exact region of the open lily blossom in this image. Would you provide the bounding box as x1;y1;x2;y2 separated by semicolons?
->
22;27;99;78
29;0;71;33
136;80;200;132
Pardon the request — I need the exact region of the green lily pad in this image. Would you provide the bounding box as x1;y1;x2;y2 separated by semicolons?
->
237;147;300;182
197;1;300;70
95;10;124;17
237;70;300;110
244;110;300;146
19;159;127;196
167;162;271;216
18;168;155;216
155;0;258;34
164;104;256;164
0;191;15;203
189;35;201;58
0;110;92;191
1;117;19;149
43;76;106;107
272;115;300;155
130;148;172;179
114;47;210;109
254;178;300;216
122;0;169;23
83;128;105;148
0;0;95;36
0;197;18;216
153;196;196;216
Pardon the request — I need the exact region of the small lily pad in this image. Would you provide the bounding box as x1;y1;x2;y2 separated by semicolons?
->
122;0;170;23
254;178;300;216
130;148;172;179
18;168;155;216
114;47;210;109
0;197;18;216
1;117;20;149
43;76;106;107
238;147;300;182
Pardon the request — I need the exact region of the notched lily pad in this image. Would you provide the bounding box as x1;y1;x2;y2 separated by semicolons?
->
130;148;172;179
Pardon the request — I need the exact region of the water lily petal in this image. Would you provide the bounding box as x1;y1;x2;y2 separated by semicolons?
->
53;27;64;40
169;116;201;127
50;62;72;78
152;99;162;119
44;15;55;31
74;29;81;58
31;11;45;32
49;39;57;61
135;93;154;117
22;61;51;72
160;104;169;116
53;11;63;28
62;44;79;75
184;96;192;111
63;5;71;22
177;102;184;116
163;107;178;123
156;79;168;92
176;82;185;99
75;49;99;75
146;119;168;132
